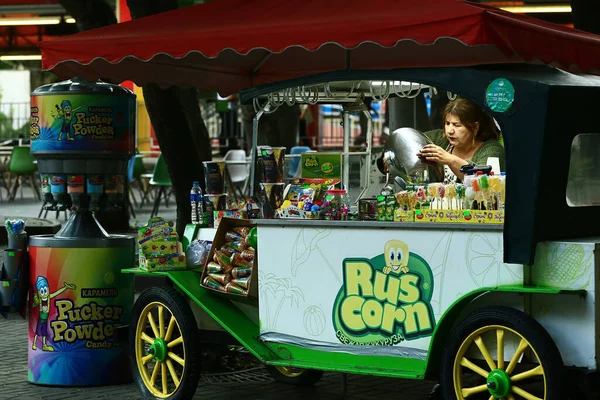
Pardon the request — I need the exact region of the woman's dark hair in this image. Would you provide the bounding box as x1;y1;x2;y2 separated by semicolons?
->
442;97;499;142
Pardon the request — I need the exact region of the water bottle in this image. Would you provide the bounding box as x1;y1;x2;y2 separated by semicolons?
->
190;181;200;224
197;186;204;226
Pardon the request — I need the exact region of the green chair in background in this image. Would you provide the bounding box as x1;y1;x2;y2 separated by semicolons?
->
8;146;40;202
148;154;172;218
131;155;148;205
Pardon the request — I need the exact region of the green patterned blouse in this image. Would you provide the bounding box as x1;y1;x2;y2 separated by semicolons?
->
424;129;505;172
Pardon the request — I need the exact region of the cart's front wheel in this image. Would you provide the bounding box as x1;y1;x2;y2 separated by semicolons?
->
266;365;324;386
129;286;201;400
441;306;564;400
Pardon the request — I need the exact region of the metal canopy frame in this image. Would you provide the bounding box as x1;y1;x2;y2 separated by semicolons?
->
248;79;451;202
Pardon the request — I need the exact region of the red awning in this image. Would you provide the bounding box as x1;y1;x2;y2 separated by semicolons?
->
39;0;600;96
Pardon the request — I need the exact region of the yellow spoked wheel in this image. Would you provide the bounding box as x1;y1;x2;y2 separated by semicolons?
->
130;287;200;400
274;367;305;378
441;306;564;400
265;365;324;386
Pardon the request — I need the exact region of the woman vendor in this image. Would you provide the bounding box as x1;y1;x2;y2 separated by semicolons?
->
418;97;505;183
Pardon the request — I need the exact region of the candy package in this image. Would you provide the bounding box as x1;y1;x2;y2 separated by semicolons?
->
232;227;251;237
208;272;231;285
240;249;255;262
231;253;253;268
232;266;252;279
225;230;243;242
214;250;232;267
298;188;315;204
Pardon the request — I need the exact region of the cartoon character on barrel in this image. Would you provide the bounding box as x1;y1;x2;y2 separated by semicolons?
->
31;276;76;351
52;100;85;141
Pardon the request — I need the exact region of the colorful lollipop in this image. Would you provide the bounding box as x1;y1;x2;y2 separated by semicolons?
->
488;176;501;210
465;186;475;210
427;184;438;209
445;184;456;210
416;186;426;208
455;184;466;210
437;184;446;210
471;178;481;210
479;175;489;210
408;191;417;211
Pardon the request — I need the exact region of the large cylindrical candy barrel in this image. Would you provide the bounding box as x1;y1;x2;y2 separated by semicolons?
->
30;78;136;176
27;235;135;386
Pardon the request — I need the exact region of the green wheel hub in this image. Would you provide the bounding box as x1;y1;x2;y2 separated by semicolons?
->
486;369;511;398
148;338;167;362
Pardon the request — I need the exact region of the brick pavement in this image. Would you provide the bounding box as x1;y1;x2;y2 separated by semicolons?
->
0;313;437;400
0;188;437;399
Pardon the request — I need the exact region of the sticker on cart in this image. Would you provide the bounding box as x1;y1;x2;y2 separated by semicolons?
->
332;240;435;346
485;78;514;113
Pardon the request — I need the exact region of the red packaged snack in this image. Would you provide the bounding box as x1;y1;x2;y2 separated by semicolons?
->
240;249;255;262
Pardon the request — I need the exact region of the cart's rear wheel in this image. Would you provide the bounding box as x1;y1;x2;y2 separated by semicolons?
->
129;286;201;400
265;365;324;386
441;306;564;400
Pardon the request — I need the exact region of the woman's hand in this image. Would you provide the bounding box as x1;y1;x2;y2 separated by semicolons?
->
418;144;455;166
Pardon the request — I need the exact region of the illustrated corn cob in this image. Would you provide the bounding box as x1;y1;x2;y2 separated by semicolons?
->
538;244;591;288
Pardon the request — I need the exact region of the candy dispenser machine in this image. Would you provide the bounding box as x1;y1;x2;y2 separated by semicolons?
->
27;78;136;386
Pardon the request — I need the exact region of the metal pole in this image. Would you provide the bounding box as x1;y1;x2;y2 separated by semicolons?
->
356;108;373;200
343;110;350;190
249;108;264;196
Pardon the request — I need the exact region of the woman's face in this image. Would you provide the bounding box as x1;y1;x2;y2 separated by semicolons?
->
444;114;478;148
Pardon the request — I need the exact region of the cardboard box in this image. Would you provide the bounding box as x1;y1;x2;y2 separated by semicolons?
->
139;242;187;272
201;218;258;304
138;217;187;272
138;217;179;257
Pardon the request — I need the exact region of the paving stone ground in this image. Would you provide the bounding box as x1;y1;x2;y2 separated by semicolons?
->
0;193;438;400
0;312;437;400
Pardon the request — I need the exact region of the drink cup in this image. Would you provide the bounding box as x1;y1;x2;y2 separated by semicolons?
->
258;146;286;183
203;161;226;194
259;183;285;219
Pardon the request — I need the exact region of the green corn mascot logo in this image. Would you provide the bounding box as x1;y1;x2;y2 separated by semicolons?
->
332;240;436;346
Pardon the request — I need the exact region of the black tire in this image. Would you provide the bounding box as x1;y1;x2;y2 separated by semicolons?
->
441;306;564;400
129;286;201;400
265;365;324;386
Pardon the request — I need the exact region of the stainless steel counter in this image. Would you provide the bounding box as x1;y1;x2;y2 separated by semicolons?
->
250;219;503;231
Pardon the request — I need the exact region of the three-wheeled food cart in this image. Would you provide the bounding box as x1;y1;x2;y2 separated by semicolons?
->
116;65;599;400
34;1;600;399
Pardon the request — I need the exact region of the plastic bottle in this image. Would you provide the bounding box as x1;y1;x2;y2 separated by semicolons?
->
190;181;200;224
197;186;204;226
